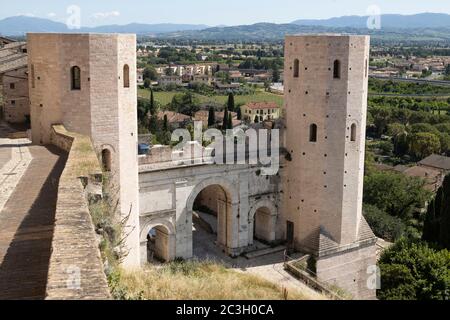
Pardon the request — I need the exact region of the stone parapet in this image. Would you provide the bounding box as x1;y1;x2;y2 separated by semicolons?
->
45;125;110;300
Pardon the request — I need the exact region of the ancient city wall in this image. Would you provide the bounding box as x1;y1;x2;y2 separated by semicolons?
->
45;125;110;299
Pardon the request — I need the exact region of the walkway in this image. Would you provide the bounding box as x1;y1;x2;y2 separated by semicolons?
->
192;212;325;300
0;124;67;299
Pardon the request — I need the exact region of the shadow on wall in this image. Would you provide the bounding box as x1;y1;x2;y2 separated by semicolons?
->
0;145;68;300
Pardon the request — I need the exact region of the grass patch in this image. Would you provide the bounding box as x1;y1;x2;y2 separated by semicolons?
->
138;88;284;108
111;260;310;300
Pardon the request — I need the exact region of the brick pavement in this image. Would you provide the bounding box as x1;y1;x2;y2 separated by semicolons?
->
0;145;67;299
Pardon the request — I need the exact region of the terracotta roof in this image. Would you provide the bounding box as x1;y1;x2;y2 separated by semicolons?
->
244;102;279;110
418;154;450;171
403;165;444;191
157;111;191;123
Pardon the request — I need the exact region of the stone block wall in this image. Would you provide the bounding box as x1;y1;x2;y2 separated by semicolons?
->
45;125;110;300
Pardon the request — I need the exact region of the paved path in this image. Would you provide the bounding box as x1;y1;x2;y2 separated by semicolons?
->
0;137;67;299
192;214;325;300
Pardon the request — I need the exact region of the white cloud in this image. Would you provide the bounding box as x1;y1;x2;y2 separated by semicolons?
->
18;13;35;17
92;11;120;20
47;12;57;18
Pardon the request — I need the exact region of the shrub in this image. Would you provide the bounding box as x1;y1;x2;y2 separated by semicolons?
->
378;239;450;300
363;204;406;242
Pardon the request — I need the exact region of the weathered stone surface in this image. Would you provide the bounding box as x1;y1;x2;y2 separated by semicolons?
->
45;127;110;300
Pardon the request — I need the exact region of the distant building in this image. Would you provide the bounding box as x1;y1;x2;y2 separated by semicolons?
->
0;42;29;124
191;74;212;86
418;154;450;173
240;102;280;123
157;110;191;128
214;82;240;93
137;68;144;85
159;75;182;86
228;70;243;82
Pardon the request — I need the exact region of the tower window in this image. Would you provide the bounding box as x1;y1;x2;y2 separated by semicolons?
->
123;64;130;88
102;149;112;172
9;83;15;89
333;60;341;79
309;124;317;142
293;59;299;78
71;66;81;90
351;123;357;142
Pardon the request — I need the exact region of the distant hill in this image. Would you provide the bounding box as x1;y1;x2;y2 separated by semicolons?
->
292;13;450;29
0;16;208;36
161;23;450;43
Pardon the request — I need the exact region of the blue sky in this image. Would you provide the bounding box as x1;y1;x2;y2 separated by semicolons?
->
1;0;450;26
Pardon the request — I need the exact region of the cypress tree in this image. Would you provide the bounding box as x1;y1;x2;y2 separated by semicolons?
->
163;114;169;132
439;175;450;249
227;112;233;129
227;93;235;112
222;106;228;130
149;89;155;114
208;107;215;127
236;107;242;120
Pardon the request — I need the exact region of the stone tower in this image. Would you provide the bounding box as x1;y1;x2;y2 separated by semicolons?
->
27;33;141;267
282;34;377;299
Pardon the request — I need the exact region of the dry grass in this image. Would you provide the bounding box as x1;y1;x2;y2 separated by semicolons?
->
111;260;311;300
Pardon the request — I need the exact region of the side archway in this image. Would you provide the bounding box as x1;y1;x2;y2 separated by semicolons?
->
248;199;278;244
140;218;176;264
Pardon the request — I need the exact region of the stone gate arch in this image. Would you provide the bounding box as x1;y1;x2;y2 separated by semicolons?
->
185;176;239;256
140;218;176;264
248;199;278;244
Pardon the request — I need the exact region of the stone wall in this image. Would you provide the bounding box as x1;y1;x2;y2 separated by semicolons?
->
45;125;110;300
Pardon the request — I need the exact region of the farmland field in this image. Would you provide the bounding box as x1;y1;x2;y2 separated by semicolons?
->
138;88;284;108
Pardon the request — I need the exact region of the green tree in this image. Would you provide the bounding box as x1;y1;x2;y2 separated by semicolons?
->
364;171;431;221
423;174;450;249
236;107;242;120
163;114;169;132
170;92;199;116
148;113;159;134
207;107;216;127
408;132;441;160
227;93;235;112
227;112;233;129
363;204;406;242
378;239;450;300
149;89;157;115
222;106;228;130
143;65;158;81
370;106;391;137
272;65;280;83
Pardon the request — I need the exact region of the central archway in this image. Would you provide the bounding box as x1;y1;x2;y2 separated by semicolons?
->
186;177;238;258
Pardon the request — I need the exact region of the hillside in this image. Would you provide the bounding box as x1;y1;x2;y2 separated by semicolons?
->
0;16;208;36
292;13;450;29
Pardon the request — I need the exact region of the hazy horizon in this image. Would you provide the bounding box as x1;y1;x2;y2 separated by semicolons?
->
1;0;450;27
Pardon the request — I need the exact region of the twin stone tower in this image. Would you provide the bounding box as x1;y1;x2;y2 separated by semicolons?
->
27;33;377;299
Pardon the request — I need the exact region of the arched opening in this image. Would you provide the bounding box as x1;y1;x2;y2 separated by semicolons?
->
253;207;272;243
191;184;231;258
333;60;341;79
309;124;317;142
123;64;130;88
351;123;357;142
101;149;112;172
146;225;171;263
293;59;299;78
71;66;81;90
